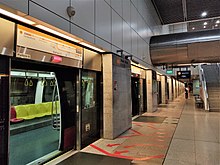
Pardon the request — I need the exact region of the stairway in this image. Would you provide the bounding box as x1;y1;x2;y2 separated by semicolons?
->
202;64;220;112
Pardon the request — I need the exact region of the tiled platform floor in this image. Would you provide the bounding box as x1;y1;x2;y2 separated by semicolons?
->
82;96;186;164
164;97;220;165
50;94;220;165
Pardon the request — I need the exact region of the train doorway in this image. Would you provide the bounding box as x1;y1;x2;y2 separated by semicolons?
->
81;71;101;148
143;80;147;113
9;59;77;165
157;81;162;104
131;77;140;116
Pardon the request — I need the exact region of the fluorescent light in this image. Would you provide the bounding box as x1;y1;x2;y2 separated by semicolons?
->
35;25;79;43
0;8;35;25
80;42;105;52
192;27;195;30
203;26;206;28
201;11;207;17
216;20;220;24
203;22;208;25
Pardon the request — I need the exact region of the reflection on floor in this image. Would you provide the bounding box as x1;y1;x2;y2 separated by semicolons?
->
82;95;185;164
57;152;131;165
51;94;220;165
133;116;166;123
164;97;220;165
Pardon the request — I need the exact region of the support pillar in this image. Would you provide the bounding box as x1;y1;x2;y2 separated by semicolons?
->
146;70;157;112
161;75;166;104
102;54;132;139
173;79;176;99
168;78;173;101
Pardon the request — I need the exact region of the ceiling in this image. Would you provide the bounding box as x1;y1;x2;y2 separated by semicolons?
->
152;0;220;31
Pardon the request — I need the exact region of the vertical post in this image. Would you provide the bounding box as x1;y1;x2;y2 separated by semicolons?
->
102;54;113;139
76;69;81;150
168;78;173;101
161;75;166;104
0;56;10;165
173;79;176;99
146;70;157;112
139;79;143;114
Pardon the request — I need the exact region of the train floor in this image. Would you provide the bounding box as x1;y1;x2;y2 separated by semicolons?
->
10;125;59;165
48;94;220;165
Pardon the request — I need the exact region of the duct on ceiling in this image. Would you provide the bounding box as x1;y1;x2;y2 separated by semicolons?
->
150;29;220;65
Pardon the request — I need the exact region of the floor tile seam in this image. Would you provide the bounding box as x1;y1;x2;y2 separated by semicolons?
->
194;139;220;144
162;98;187;164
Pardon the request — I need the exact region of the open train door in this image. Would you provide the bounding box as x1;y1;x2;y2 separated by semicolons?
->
55;70;77;151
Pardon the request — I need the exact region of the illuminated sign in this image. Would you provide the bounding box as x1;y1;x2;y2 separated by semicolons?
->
17;25;82;61
166;70;173;74
177;71;191;79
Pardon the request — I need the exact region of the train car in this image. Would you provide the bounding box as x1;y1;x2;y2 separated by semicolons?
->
0;17;102;165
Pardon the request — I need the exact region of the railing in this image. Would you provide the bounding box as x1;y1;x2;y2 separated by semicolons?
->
198;64;209;111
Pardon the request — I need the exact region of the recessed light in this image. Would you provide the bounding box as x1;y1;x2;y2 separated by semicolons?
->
203;26;206;28
216;20;220;24
215;24;218;27
203;22;208;25
201;11;207;17
192;27;195;30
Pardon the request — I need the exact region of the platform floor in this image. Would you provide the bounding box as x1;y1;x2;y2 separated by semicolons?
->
49;94;220;165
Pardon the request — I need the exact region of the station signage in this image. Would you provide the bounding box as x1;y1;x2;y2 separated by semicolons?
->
166;70;173;74
177;71;191;79
16;25;82;61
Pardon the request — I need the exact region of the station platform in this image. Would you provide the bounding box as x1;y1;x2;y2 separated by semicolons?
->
46;95;220;165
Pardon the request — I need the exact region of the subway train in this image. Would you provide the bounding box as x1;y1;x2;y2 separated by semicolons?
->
0;22;102;164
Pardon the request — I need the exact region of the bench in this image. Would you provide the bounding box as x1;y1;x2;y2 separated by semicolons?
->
14;101;60;120
195;97;203;108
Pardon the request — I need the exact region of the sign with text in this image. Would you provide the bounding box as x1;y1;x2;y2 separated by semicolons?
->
177;71;191;79
17;25;82;61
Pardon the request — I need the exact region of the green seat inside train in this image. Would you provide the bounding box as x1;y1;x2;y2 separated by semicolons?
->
14;102;60;120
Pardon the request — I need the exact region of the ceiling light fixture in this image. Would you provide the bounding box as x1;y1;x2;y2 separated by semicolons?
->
216;20;220;24
203;22;208;25
201;11;207;17
80;42;105;52
192;27;195;30
0;8;35;25
35;25;79;43
215;24;218;27
203;26;206;28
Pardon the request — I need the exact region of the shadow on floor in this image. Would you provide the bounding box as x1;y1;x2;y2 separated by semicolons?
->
57;152;131;165
133;116;166;123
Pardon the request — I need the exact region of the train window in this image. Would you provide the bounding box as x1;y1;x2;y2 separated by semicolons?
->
11;70;57;106
82;72;97;109
11;77;37;106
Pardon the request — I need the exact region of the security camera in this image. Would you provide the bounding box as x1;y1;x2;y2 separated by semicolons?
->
67;6;76;17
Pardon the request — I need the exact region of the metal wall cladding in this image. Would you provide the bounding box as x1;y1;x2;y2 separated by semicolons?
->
0;0;163;66
0;17;15;56
83;49;101;72
150;29;220;65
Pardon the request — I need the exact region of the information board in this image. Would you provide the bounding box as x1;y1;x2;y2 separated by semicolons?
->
17;25;82;61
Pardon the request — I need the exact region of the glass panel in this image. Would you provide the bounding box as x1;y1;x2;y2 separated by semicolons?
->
81;71;99;147
10;70;60;165
82;73;96;109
